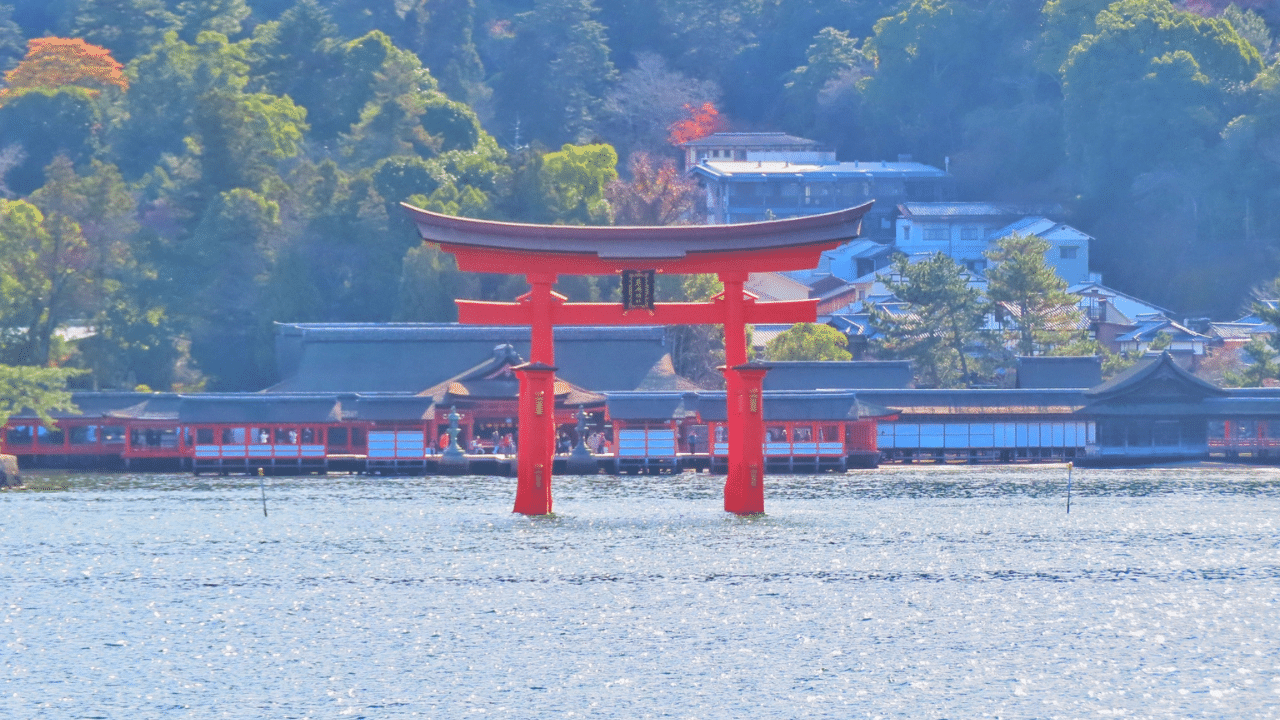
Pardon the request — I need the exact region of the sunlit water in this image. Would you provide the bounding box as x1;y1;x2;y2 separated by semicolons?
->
2;465;1278;719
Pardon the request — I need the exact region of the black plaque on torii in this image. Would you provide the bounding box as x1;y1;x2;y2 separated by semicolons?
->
621;269;656;312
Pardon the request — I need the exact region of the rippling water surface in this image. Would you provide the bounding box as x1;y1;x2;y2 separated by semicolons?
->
2;465;1278;718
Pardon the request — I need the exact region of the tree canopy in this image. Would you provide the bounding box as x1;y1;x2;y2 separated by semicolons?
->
0;0;1275;391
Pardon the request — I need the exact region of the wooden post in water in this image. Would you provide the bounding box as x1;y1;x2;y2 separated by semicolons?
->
1066;462;1072;514
258;467;268;517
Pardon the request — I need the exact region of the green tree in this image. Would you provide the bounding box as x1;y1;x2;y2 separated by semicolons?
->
116;30;253;178
0;197;91;366
1221;3;1272;58
176;0;252;42
181;188;283;389
0;87;100;194
871;253;989;388
395;242;477;322
857;0;987;161
667;273;726;388
538;143;618;225
764;323;852;361
69;0;180;62
1062;0;1262;205
0;5;21;71
985;233;1084;356
248;0;343;116
192;85;308;191
493;0;617;146
782;27;866;131
0;364;82;427
1222;337;1279;387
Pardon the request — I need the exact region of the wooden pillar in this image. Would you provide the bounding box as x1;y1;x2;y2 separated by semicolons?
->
513;272;559;515
724;364;767;514
527;273;557;365
718;272;766;515
513;362;556;515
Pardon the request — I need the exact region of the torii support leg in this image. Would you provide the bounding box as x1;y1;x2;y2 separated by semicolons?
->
724;364;767;514
512;273;558;516
719;272;769;515
513;362;556;515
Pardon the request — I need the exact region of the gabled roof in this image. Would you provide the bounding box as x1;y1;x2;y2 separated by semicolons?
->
271;323;676;394
1085;352;1225;401
1068;281;1174;322
1113;317;1207;343
986;217;1094;243
1207;322;1270;340
694;160;946;180
1016;356;1102;389
418;344;605;407
678;132;827;149
898;202;1063;219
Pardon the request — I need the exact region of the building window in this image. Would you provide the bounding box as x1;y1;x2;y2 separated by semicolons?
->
923;227;948;242
901;224;910;242
1060;246;1079;259
960;226;982;241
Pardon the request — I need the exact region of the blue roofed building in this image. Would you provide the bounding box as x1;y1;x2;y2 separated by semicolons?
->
895;202;1090;282
683;133;952;241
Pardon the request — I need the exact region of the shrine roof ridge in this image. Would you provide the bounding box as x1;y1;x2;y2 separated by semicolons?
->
275;322;666;342
401;202;872;261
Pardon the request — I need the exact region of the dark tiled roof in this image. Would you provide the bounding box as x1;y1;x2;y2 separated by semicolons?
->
695;391;895;421
1016;356;1102;389
761;361;913;390
349;395;436;421
679;132;826;149
1085;352;1224;400
418;343;606;406
856;389;1089;415
11;392;170;419
605;392;700;420
179;396;344;423
271;323;673;393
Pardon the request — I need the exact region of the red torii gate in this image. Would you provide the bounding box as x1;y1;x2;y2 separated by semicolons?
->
403;202;872;515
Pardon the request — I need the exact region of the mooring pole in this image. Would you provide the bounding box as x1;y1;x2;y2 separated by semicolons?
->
258;467;268;517
1066;461;1072;514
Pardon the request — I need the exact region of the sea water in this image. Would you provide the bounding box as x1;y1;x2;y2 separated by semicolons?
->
2;465;1277;718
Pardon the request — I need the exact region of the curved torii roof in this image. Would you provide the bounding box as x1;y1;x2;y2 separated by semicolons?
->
401;202;873;275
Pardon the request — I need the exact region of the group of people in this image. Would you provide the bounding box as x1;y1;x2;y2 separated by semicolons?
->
443;428;613;456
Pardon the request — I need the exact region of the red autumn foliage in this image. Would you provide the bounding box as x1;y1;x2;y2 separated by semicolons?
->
606;152;702;226
0;37;129;103
667;102;727;145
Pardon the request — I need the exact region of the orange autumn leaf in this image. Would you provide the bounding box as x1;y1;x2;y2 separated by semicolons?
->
0;37;128;103
668;102;727;145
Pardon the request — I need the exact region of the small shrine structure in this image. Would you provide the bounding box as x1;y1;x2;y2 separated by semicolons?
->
403;202;873;515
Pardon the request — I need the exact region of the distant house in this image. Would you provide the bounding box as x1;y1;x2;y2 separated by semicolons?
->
679;132;833;169
683;133;951;241
1114;316;1210;364
894;202;1090;283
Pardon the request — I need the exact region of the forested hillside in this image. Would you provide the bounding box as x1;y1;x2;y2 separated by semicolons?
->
0;0;1276;390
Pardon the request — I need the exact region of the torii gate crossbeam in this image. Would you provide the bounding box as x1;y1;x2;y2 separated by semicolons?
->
402;202;873;516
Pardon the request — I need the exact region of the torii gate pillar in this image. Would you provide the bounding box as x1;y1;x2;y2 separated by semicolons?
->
718;272;767;514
